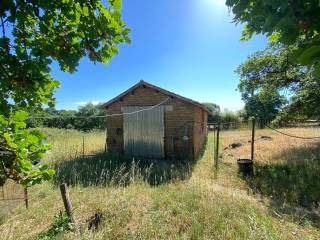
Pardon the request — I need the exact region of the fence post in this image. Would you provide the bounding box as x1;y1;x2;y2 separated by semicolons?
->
104;130;108;153
59;183;80;234
82;135;85;157
251;118;256;161
213;125;216;166
59;183;75;222
24;188;28;209
214;123;220;179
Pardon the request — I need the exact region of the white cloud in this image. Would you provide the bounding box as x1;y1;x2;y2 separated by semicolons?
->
74;101;87;105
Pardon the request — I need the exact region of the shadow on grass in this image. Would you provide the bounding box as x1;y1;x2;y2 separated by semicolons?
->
53;152;198;187
243;142;320;226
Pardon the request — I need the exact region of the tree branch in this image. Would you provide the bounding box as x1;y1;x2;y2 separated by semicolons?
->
1;17;5;38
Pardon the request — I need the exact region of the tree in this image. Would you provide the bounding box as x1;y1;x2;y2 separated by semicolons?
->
244;89;286;128
236;44;319;123
74;103;106;130
203;102;220;123
219;110;242;129
0;0;130;187
226;0;320;75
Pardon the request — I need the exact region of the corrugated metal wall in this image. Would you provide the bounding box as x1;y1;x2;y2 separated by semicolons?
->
123;106;165;158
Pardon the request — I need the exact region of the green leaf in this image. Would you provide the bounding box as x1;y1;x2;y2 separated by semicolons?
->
12;110;28;122
0;115;8;126
109;0;122;10
83;6;89;16
268;32;281;43
20;159;33;171
297;45;320;66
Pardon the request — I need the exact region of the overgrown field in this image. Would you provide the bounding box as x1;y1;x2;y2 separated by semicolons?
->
0;127;320;239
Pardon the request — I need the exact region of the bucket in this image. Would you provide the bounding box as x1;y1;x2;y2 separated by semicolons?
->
237;158;253;176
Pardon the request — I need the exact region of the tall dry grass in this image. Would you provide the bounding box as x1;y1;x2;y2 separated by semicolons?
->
221;127;320;209
0;128;320;239
42;128;106;163
222;127;320;164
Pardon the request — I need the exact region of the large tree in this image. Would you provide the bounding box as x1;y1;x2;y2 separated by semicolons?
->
236;44;320;123
226;0;320;75
0;0;130;187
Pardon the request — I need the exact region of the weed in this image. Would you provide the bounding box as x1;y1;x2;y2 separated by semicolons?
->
36;211;72;240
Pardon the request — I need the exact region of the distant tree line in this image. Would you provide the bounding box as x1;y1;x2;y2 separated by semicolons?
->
203;103;244;129
27;103;106;131
29;101;246;131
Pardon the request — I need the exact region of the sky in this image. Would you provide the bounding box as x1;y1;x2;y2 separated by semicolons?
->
52;0;268;111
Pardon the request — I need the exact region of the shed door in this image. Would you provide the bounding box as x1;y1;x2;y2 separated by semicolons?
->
123;106;165;158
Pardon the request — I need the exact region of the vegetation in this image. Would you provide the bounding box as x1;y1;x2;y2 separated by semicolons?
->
0;111;54;187
203;102;221;123
28;103;106;131
236;43;320;124
222;127;320;209
0;129;319;239
226;0;320;76
203;102;243;128
36;211;72;240
228;1;320;123
0;0;129;187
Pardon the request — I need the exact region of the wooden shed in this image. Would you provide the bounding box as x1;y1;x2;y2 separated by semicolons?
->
103;80;208;160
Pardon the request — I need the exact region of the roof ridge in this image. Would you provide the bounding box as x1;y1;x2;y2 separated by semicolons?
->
102;80;208;112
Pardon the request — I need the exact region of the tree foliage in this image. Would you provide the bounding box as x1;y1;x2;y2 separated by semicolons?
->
244;89;286;127
0;111;54;187
0;0;130;112
226;0;320;75
28;103;106;131
0;0;130;186
203;102;220;123
236;44;320;123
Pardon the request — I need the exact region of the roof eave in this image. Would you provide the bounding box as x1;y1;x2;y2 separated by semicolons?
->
102;80;208;113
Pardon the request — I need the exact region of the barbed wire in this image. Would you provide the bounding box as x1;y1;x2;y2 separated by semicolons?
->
266;125;320;140
28;98;170;120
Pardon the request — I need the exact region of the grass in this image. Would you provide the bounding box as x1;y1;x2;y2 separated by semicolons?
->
221;128;320;210
0;127;320;239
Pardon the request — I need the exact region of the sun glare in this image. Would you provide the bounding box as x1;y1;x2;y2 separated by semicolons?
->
205;0;227;8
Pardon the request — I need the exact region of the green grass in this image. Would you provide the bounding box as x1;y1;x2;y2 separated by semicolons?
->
0;128;319;239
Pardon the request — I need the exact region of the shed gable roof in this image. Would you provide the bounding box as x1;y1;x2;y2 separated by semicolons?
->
102;80;208;112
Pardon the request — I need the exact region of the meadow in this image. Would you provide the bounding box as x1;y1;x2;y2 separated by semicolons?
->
0;127;320;239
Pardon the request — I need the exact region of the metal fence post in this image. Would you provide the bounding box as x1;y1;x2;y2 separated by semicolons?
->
213;125;216;166
214;123;220;179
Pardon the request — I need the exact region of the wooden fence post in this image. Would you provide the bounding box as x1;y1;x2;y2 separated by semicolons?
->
24;188;28;209
59;183;80;234
59;183;75;223
82;136;85;157
59;183;74;221
104;130;108;153
251;118;256;161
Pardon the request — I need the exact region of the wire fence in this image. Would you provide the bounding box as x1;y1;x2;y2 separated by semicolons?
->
213;118;320;209
0;182;27;220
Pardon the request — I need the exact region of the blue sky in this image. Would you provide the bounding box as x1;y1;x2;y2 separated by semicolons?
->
52;0;268;111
